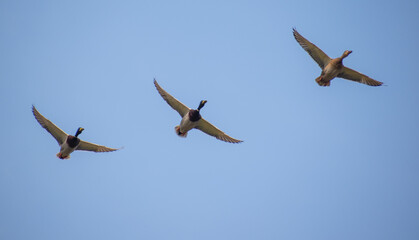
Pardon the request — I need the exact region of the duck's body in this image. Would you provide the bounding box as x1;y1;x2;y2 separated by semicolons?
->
32;105;119;159
316;51;351;86
176;113;196;137
55;128;83;159
176;102;205;137
293;28;383;87
57;144;74;159
154;79;242;143
57;142;76;159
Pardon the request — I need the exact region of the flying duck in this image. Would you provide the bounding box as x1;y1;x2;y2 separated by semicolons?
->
153;79;243;143
293;28;383;87
32;105;119;159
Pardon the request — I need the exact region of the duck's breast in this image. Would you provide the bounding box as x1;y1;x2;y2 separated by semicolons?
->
322;60;343;81
188;110;202;122
179;111;199;133
66;135;80;148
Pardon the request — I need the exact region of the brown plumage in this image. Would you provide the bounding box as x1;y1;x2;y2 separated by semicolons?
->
293;28;383;87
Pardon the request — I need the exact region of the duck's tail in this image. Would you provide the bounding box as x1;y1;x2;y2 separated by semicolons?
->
315;76;330;86
57;153;70;159
175;126;187;137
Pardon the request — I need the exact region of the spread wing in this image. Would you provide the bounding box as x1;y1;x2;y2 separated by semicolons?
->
32;105;68;145
77;140;119;152
338;67;383;86
293;28;331;69
195;118;243;143
154;79;190;117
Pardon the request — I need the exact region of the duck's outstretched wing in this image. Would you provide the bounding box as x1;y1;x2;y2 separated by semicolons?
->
32;105;68;145
293;28;331;69
154;79;190;117
195;118;243;143
338;67;383;86
77;140;119;152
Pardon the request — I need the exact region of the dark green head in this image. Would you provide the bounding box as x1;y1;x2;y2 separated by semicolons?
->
75;127;84;137
197;100;207;111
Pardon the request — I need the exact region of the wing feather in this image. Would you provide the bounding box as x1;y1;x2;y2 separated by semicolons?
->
154;79;190;117
32;105;68;145
338;67;383;86
77;140;119;152
195;118;243;143
293;28;331;69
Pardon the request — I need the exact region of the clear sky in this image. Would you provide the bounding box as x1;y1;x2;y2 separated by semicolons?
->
1;0;419;239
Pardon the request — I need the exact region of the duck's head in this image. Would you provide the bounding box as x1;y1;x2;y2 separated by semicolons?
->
75;127;84;137
342;50;352;58
197;100;207;111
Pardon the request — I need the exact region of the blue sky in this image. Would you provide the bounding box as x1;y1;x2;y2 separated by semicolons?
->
1;0;419;239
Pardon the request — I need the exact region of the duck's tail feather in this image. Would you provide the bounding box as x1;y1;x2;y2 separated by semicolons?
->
57;153;70;159
315;76;330;86
174;126;187;137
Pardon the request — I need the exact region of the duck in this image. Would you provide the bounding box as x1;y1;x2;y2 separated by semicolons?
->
153;79;243;143
292;28;383;87
32;105;119;159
